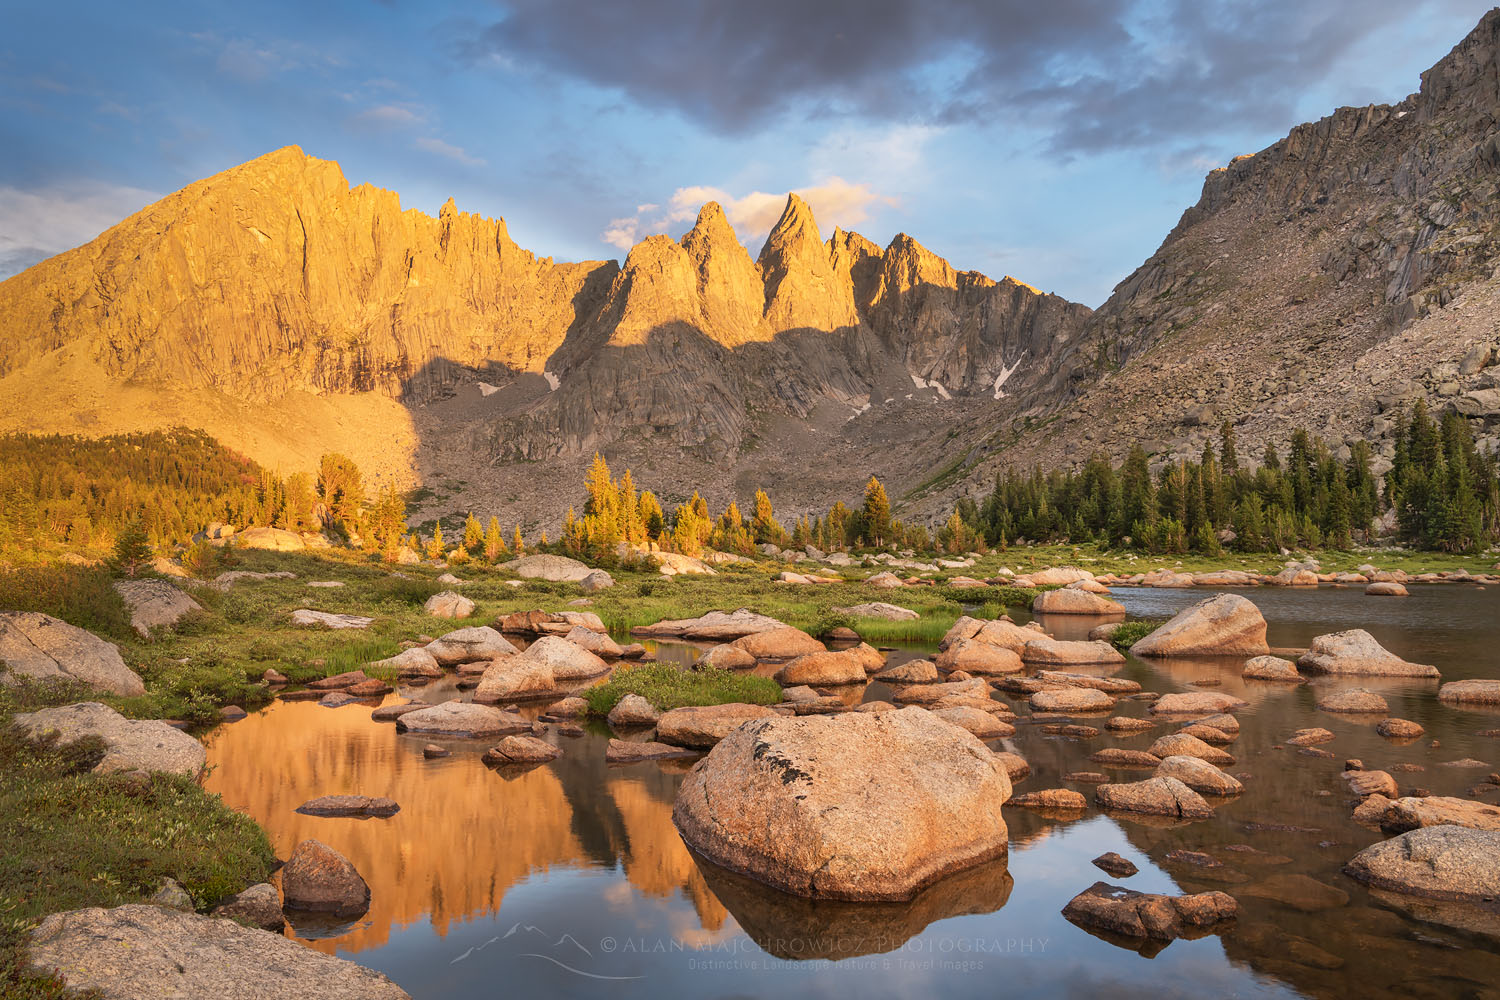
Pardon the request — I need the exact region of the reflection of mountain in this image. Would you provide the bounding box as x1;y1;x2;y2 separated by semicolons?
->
202;699;721;954
694;852;1013;960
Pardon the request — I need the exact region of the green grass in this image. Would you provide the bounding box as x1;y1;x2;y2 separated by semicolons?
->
581;663;782;716
1108;619;1162;650
0;680;274;999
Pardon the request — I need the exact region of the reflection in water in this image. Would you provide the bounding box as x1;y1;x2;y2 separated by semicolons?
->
696;852;1014;960
202;586;1500;999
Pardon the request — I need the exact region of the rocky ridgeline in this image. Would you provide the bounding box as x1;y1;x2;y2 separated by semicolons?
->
913;9;1500;522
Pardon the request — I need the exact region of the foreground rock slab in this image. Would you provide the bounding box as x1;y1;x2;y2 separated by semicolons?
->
1344;826;1500;903
1062;881;1237;943
13;702;205;777
673;706;1011;900
1130;594;1270;657
0;612;144;695
27;904;409;999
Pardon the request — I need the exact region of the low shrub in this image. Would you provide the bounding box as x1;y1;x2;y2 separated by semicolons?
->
582;663;782;716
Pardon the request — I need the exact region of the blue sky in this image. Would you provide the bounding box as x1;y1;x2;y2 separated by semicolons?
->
0;0;1491;304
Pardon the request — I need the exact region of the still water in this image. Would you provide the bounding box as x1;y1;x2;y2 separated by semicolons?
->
203;586;1500;999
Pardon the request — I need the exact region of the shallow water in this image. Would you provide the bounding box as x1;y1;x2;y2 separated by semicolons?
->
203;586;1500;999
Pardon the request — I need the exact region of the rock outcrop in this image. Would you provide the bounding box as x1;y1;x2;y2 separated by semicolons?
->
0;613;144;695
27;904;409;999
1298;629;1440;678
13;702;205;777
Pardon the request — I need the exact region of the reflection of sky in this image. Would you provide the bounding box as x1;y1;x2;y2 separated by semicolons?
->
1;1;1489;303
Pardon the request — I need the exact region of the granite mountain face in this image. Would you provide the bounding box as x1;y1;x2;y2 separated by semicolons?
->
0;145;1090;523
6;10;1500;528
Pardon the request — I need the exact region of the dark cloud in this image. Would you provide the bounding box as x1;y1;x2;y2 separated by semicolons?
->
464;0;1481;154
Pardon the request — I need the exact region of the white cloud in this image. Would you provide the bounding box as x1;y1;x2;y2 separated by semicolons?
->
352;103;425;129
0;181;160;280
414;137;486;167
601;177;898;252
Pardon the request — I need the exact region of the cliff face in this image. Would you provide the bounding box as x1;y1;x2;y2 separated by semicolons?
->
906;7;1500;522
0;147;1090;522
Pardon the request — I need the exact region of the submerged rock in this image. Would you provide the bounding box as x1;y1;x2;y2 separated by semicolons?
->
672;707;1011;899
27;904;407;998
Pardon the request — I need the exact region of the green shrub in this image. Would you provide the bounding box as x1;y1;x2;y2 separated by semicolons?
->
1109;619;1161;650
0;566;133;640
582;663;781;715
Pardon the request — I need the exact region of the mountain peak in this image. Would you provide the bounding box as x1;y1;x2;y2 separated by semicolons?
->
758;193;822;266
1417;6;1500;120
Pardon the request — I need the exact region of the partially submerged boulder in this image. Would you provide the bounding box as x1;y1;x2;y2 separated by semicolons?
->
507;634;609;681
280;839;371;917
775;649;872;687
606;738;699;763
208;883;286;932
295;795;400;818
1030;687;1115;713
26;904;409;999
13;702;205;777
1438;679;1500;706
634;609;788;641
1344;826;1500;903
1021;638;1125;666
394;702;531;739
607;693;661;728
1147;733;1235;766
730;627;825;660
696;644;757;670
0;612;144;695
935;640;1023;676
563;625;623;659
369;647;442;678
1130;594;1269;657
425;626;517;665
1298;629;1439;678
1316;688;1389;714
1062;882;1237;942
1031;590;1125;616
672;707;1011;899
482;735;562;766
1242;655;1302;682
1095;777;1214;819
656;703;779;748
1149;692;1248;716
1155;755;1243;795
1380;795;1500;834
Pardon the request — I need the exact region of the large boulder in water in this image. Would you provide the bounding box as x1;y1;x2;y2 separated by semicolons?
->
730;627;824;660
27;904;409;999
13;702;205;777
774;649;869;686
1031;589;1125;616
1130;593;1269;657
279;839;371;918
507;635;609;681
673;707;1011;900
1297;629;1439;678
0;612;144;695
1062;882;1237;942
1343;825;1500;903
424;626;517;665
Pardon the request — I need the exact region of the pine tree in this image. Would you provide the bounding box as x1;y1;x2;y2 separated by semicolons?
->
751;488;780;545
512;524;524;555
484;516;506;562
426;524;445;560
112;518;152;577
1219;419;1239;474
463;512;483;553
861;476;891;547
